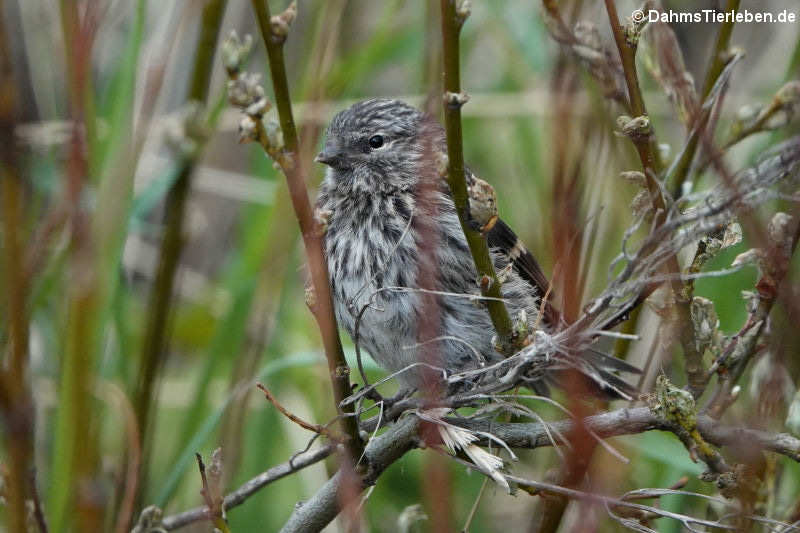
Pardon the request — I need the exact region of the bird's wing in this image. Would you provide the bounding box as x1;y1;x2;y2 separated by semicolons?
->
486;218;560;326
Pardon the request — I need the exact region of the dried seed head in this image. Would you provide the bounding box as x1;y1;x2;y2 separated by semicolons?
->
165;102;208;158
444;91;470;108
690;296;718;353
776;80;800;107
620;170;646;186
221;30;253;77
767;212;793;251
131;506;166;533
227;72;265;109
731;248;765;269
245;97;271;118
238;115;259;144
270;0;297;41
630;189;653;221
618;115;653;140
456;0;472;24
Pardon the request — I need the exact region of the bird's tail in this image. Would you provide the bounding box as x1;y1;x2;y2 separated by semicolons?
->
535;348;641;401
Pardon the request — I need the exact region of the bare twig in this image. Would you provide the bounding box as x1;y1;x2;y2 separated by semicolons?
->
28;469;49;533
195;451;231;533
159;444;336;530
280;416;420;533
451;406;800;461
257;383;346;442
249;0;363;464
274;405;800;532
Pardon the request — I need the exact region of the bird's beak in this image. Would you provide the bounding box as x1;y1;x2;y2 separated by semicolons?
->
314;150;337;166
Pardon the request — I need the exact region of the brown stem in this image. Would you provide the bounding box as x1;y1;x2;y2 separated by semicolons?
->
440;0;516;352
250;0;363;465
604;0;704;398
0;4;35;531
257;383;346;442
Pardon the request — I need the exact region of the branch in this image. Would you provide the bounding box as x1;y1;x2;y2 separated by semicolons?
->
277;406;800;533
257;383;346;442
452;406;800;462
161;444;336;530
280;416;420;533
194;450;230;533
249;0;363;464
440;0;516;352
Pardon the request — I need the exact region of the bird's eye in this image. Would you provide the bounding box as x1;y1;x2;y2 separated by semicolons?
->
368;135;384;149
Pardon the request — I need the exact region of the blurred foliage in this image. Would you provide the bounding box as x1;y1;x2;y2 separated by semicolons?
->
1;0;799;532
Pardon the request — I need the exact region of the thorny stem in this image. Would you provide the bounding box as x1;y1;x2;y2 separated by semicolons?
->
440;0;516;352
250;0;364;465
133;0;227;506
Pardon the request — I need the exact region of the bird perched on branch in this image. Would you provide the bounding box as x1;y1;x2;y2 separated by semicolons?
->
315;98;637;398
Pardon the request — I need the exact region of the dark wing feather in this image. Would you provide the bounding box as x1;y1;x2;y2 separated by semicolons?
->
486;218;560;326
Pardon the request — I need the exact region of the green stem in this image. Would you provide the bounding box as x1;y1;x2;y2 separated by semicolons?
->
250;0;363;466
670;0;740;198
440;0;515;350
132;0;227;506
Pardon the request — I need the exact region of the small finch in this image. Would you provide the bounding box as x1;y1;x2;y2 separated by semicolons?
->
316;98;636;397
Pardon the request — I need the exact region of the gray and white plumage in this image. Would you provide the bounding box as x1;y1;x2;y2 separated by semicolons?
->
315;98;636;396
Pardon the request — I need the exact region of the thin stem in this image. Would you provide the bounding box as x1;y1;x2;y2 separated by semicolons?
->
133;0;227;506
0;4;35;532
250;0;363;465
161;444;336;530
604;0;705;397
440;0;516;351
670;0;741;198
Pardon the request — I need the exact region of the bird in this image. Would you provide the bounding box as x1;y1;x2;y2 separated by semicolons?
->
315;98;637;398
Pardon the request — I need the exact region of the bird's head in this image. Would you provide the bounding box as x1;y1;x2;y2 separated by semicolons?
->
316;98;441;192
